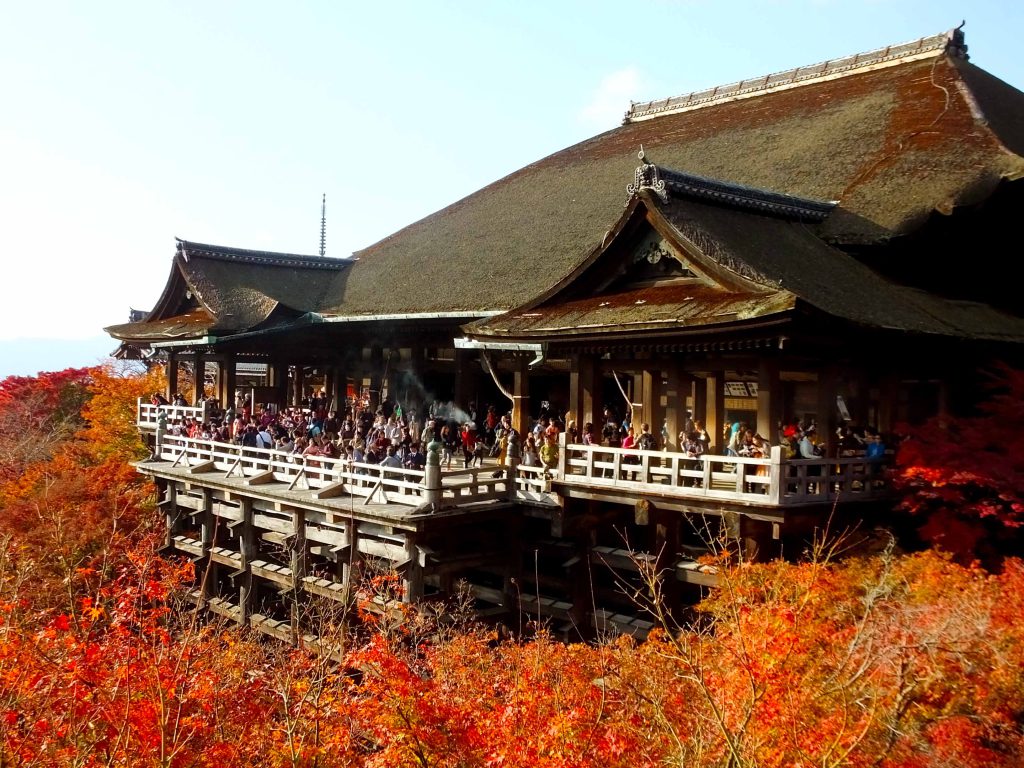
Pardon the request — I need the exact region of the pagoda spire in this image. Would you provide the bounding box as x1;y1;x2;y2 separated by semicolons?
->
319;194;327;257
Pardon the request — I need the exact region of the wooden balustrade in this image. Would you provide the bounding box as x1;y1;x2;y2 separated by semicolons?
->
148;422;888;511
555;434;889;506
138;400;205;428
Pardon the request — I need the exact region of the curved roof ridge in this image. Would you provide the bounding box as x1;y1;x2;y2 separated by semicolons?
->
630;158;838;221
625;26;968;124
176;238;350;271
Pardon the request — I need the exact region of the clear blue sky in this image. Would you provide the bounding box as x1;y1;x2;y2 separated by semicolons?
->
2;1;1022;376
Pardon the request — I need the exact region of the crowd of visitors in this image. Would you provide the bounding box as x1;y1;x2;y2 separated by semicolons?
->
151;391;890;485
151;391;569;476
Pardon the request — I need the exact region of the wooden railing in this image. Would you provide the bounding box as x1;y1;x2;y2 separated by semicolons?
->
157;434;429;507
153;435;532;510
555;436;889;506
138;400;205;428
148;429;887;512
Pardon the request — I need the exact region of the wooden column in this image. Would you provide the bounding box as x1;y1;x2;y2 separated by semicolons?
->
340;518;359;596
166;352;179;400
512;357;531;438
569;354;598;428
876;373;898;434
849;369;869;427
348;365;364;415
238;499;256;626
693;373;707;432
756;357;781;442
740;516;778;563
664;366;689;451
221;353;237;410
502;514;524;618
367;348;384;410
161;481;178;549
199;489;215;600
402;534;424;604
192;351;205;404
816;365;840;454
293;366;305;408
277;363;290;410
453;349;470;412
324;368;336;411
329;365;343;414
290;510;307;641
638;500;680;619
704;372;725;453
640;369;664;439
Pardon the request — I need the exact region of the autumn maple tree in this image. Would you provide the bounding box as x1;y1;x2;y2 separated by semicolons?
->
893;365;1024;562
2;364;1024;767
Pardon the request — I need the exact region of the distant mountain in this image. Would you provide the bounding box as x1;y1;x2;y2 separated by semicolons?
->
0;336;118;378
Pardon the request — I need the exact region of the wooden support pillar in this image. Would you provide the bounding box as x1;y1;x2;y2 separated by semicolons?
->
704;372;725;453
221;353;237;410
341;519;360;595
276;364;289;410
453;349;478;413
162;481;178;549
502;515;524;617
637;499;681;619
816;365;840;454
290;509;307;641
664;366;689;452
402;534;424;604
640;369;664;440
348;366;364;414
569;519;596;636
199;489;216;600
192;351;205;405
293;366;305;408
367;348;384;410
739;516;777;563
876;372;898;434
757;358;781;443
329;365;343;414
324;368;336;412
849;369;869;428
166;352;179;400
512;357;531;438
693;372;707;433
569;354;598;429
238;499;256;625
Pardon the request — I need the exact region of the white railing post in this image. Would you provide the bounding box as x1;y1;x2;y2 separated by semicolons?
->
557;432;568;478
423;439;442;507
768;445;784;505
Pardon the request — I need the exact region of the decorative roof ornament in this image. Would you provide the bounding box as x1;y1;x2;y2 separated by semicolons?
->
626;146;669;205
319;194;327;257
946;21;968;60
625;158;837;221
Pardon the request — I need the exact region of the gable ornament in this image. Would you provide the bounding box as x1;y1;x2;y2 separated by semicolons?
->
626;146;668;204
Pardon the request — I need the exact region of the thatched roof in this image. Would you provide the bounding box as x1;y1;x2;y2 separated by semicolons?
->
465;171;1024;344
336;38;1024;318
105;240;350;344
107;30;1024;351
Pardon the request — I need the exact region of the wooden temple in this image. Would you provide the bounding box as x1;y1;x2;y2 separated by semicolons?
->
108;28;1024;639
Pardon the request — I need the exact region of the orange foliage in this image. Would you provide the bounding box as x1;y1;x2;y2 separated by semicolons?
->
2;365;1024;767
894;366;1024;561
